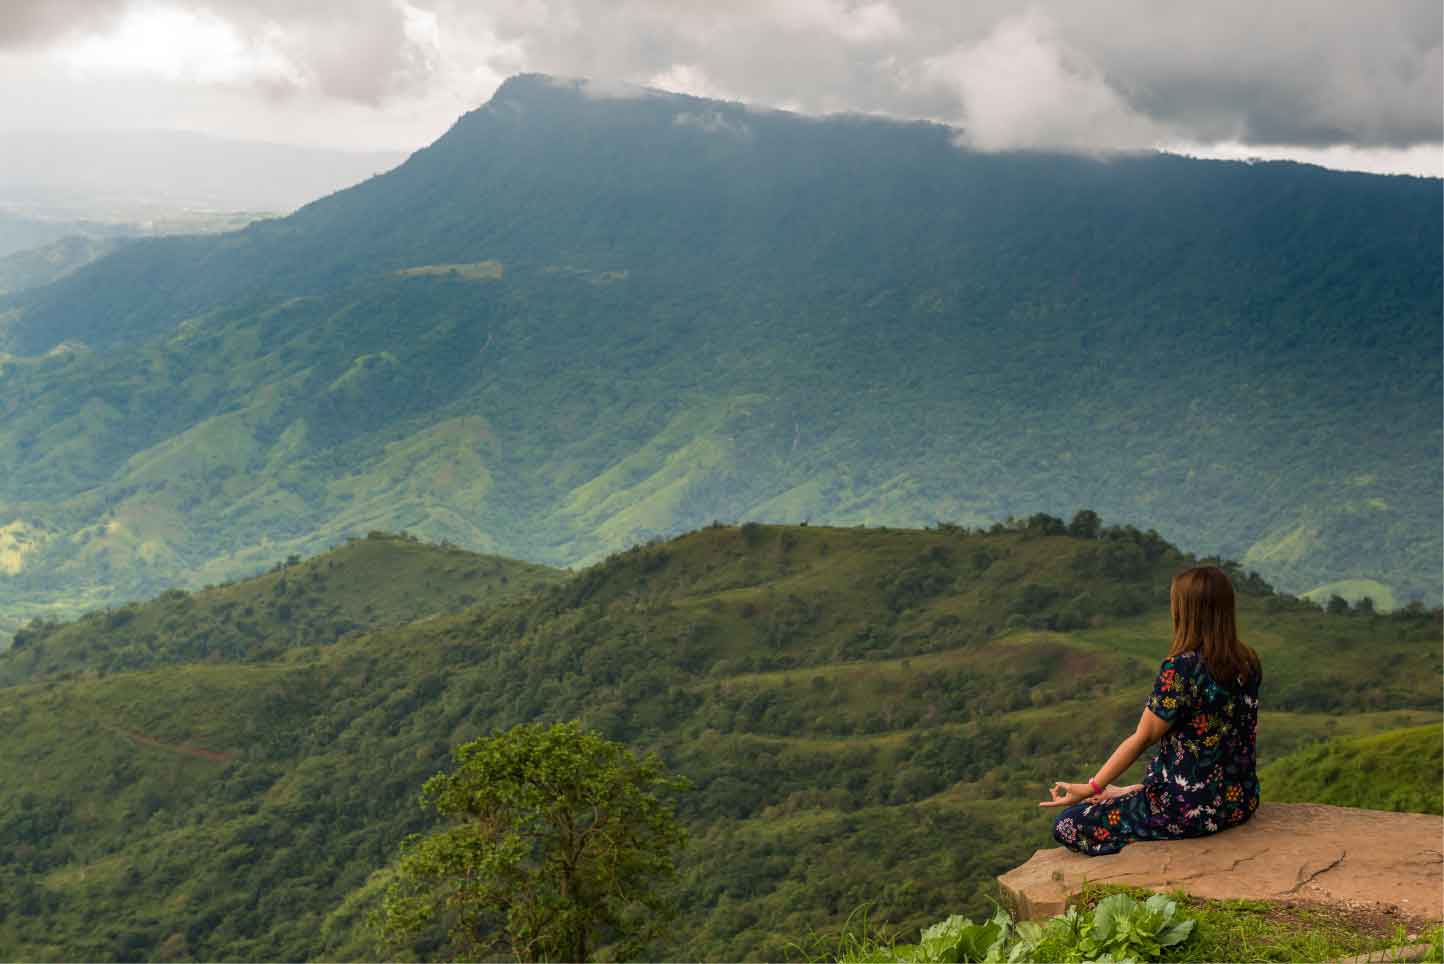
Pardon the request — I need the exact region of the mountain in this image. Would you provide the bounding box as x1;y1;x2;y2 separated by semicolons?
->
1;73;1439;640
0;522;1438;960
0;235;126;296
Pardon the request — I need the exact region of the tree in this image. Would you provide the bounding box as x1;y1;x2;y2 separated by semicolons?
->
375;720;689;962
1024;513;1067;536
1067;509;1102;539
1326;593;1350;615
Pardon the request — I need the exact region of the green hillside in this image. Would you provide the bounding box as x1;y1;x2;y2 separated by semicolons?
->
0;521;1439;961
1260;722;1443;815
0;235;124;296
1;75;1439;641
0;531;566;686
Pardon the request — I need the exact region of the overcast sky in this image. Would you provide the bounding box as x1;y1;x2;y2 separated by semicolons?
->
1;0;1439;176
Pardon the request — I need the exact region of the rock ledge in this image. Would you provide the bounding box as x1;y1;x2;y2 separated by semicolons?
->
998;803;1443;924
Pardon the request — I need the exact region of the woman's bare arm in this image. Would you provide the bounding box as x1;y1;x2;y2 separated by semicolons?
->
1089;706;1172;788
1041;707;1172;807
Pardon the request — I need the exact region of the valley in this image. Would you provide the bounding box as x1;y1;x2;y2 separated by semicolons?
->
1;522;1438;960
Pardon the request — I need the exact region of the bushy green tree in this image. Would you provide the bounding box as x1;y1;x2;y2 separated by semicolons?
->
1024;513;1067;536
374;720;689;962
1067;509;1102;539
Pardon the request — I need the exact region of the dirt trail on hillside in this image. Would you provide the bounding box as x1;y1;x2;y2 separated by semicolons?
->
109;725;235;762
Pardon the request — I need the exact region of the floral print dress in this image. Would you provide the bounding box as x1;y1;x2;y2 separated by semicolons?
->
1052;649;1261;856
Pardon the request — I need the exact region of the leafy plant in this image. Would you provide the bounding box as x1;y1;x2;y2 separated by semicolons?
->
1068;893;1195;961
881;907;1013;962
857;894;1197;964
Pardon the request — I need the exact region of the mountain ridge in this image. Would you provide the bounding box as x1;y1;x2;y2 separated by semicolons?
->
10;71;1438;357
0;72;1439;638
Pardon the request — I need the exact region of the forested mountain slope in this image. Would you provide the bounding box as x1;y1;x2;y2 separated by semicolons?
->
1;520;1438;960
1;73;1439;640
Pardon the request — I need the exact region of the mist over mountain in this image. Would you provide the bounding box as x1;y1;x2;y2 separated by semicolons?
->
0;210;136;261
1;72;1439;638
0;129;406;223
0;235;127;295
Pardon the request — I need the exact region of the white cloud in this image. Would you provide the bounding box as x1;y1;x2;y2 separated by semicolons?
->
673;110;751;137
1162;141;1444;179
0;0;1438;171
775;0;905;45
579;77;660;100
647;63;735;102
922;11;1166;152
55;5;303;88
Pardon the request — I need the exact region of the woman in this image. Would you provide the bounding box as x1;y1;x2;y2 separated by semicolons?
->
1039;565;1262;855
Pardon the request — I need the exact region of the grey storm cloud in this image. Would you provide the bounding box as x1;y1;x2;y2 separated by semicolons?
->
0;0;132;48
4;0;1439;150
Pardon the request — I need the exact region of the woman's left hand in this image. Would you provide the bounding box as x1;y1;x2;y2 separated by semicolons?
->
1039;782;1093;807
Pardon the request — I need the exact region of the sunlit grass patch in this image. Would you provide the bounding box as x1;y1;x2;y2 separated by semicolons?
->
393;260;503;280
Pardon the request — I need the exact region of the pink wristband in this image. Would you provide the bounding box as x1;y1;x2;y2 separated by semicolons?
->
1088;779;1102;795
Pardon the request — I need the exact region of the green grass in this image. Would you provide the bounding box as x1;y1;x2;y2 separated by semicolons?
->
1073;884;1443;963
792;883;1444;963
1301;578;1399;612
1260;722;1444;814
392;260;503;280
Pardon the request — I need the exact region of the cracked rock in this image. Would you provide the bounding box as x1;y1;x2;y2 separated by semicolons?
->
998;803;1443;923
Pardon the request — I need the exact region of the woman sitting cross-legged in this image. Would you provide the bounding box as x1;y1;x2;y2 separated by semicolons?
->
1039;565;1262;855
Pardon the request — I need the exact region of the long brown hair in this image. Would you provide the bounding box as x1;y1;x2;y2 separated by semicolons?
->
1168;566;1261;686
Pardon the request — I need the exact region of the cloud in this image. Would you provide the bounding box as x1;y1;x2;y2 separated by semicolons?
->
646;63;737;102
11;0;444;104
773;0;905;45
922;11;1166;152
55;6;304;89
1;0;1439;158
1163;140;1444;179
197;0;439;104
1052;0;1444;149
578;77;660;100
674;110;752;137
0;0;132;49
465;0;1442;150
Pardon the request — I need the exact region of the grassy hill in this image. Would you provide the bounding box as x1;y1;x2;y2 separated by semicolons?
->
0;74;1439;641
1260;722;1443;815
0;531;565;686
0;520;1439;961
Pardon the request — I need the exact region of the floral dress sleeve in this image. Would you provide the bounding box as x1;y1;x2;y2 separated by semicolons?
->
1145;656;1191;725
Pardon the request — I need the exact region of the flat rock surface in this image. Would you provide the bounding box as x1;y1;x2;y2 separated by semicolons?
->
999;803;1443;924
